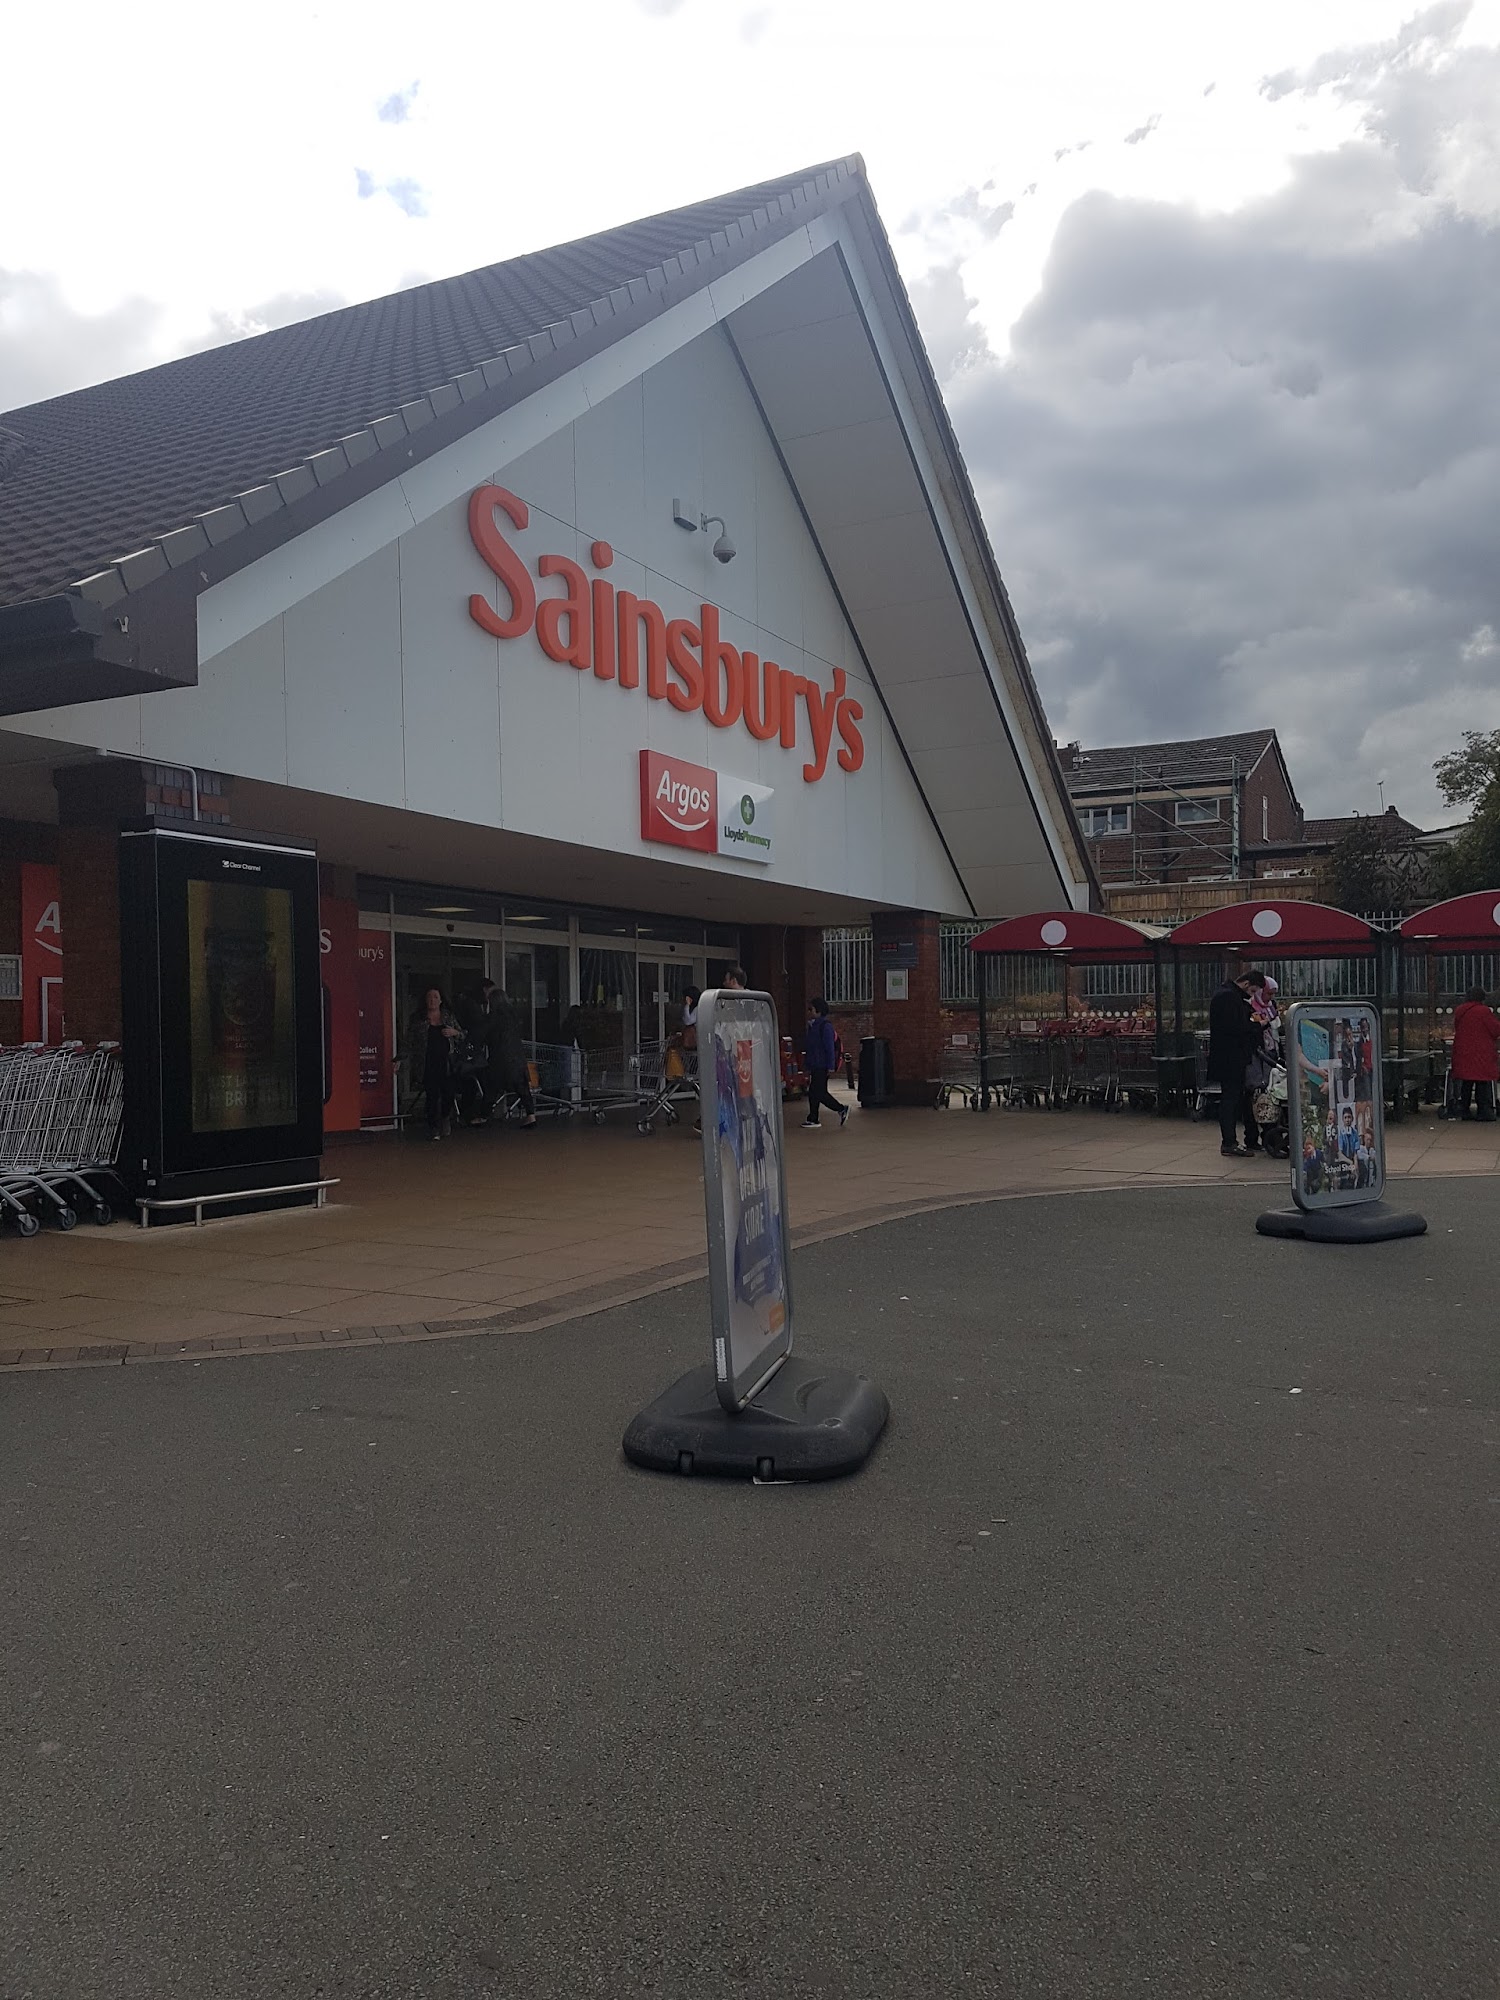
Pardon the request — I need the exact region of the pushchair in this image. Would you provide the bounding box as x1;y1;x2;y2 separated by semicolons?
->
1251;1063;1290;1157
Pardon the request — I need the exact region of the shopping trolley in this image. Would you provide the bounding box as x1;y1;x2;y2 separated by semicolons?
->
933;1042;982;1109
996;1032;1053;1108
1;1043;124;1237
1113;1033;1160;1111
579;1044;644;1125
521;1040;582;1119
635;1040;699;1133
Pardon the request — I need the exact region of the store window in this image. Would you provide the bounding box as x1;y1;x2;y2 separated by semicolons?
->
575;947;636;1069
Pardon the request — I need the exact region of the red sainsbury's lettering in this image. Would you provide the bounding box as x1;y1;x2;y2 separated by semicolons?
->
464;483;864;781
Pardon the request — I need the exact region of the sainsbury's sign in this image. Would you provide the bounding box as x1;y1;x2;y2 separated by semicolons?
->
466;485;864;784
640;751;774;865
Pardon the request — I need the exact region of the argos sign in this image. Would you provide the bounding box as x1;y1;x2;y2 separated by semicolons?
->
640;751;774;866
467;485;864;784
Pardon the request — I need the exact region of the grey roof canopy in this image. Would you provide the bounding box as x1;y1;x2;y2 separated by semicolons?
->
0;154;1092;910
0;165;848;609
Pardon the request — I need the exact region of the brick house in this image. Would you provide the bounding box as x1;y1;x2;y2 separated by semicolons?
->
1059;730;1303;890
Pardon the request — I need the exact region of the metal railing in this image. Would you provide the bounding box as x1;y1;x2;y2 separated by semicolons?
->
822;927;873;1006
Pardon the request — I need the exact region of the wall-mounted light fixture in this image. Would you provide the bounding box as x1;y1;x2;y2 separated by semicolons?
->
672;497;737;564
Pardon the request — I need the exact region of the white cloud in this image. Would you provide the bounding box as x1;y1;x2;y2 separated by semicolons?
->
1;0;1497;819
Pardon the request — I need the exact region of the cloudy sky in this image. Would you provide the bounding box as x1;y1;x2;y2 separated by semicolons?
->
4;0;1497;823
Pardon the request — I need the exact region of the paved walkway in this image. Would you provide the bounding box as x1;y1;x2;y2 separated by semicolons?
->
1;1092;1495;1366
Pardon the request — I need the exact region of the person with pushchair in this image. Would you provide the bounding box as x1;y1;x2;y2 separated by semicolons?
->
1207;968;1266;1157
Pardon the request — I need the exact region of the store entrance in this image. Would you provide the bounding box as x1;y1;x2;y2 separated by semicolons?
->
394;936;487;1038
495;941;565;1050
637;958;700;1050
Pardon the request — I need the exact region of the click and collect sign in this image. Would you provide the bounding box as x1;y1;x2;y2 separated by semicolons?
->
638;750;774;866
699;987;793;1410
1286;1001;1385;1210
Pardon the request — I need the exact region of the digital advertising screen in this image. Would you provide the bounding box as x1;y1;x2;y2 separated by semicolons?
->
187;878;298;1132
120;828;324;1195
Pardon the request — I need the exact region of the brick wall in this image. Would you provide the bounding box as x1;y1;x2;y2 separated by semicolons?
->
871;909;943;1103
56;827;122;1045
0;821;60;1045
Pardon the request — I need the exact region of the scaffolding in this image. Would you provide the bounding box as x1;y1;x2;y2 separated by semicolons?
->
1068;751;1250;887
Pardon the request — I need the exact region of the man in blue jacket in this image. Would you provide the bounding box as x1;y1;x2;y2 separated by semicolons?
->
802;997;849;1129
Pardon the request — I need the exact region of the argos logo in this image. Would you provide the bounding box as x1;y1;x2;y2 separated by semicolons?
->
642;752;718;854
467;485;864;783
656;769;714;832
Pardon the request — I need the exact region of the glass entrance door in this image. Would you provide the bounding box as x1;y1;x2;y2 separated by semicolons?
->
637;958;700;1050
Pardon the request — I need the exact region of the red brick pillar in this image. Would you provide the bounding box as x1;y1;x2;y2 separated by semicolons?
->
52;761;233;1049
55;826;122;1045
871;909;943;1104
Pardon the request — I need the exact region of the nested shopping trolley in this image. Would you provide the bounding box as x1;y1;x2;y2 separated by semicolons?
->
635;1040;698;1133
0;1043;125;1237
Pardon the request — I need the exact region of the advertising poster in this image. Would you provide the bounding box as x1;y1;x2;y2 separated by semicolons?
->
356;930;396;1124
1287;1001;1384;1210
701;989;792;1410
318;895;361;1133
20;860;62;1044
187;878;298;1132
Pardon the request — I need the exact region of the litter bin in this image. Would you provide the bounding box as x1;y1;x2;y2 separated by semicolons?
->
858;1036;894;1108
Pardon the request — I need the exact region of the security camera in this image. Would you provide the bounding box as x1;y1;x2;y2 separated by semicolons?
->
711;531;736;564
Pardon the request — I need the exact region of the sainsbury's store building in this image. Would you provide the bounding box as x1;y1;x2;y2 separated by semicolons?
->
0;157;1089;1196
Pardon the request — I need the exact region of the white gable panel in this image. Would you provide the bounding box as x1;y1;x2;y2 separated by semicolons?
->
885;676;1010;755
733;313;890;442
397;497;503;825
857;596;975;686
138;619;289;781
284;545;404;805
780;419;916;531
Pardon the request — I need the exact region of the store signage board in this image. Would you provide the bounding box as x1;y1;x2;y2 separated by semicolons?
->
1286;1002;1385;1211
875;934;919;970
699;987;793;1411
638;750;774;866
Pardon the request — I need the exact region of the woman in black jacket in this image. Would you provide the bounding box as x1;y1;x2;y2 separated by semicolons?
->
406;987;462;1140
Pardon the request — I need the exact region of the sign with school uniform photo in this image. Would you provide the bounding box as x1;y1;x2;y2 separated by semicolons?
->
1286;1001;1384;1210
699;987;793;1410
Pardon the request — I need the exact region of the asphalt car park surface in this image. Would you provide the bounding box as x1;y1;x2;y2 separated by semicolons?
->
3;1178;1497;1998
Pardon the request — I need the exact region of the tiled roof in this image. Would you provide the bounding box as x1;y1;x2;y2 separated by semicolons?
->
1064;729;1278;793
1301;812;1424;844
0;160;857;607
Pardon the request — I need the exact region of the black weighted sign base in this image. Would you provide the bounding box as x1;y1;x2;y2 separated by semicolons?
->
1257;1200;1428;1243
623;1356;889;1481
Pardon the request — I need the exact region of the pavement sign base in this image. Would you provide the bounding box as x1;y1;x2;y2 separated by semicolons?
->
622;1356;889;1481
1256;1200;1428;1243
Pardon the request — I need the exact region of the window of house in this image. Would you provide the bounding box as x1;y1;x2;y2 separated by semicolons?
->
1078;804;1130;837
1175;798;1222;825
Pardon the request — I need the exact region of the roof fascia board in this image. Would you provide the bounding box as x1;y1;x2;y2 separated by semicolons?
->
824;207;1091;910
197;223;836;665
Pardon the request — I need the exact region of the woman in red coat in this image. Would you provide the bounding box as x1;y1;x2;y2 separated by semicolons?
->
1451;985;1500;1120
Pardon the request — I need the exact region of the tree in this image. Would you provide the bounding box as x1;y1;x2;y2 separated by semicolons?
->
1432;729;1500;895
1318;815;1419;914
